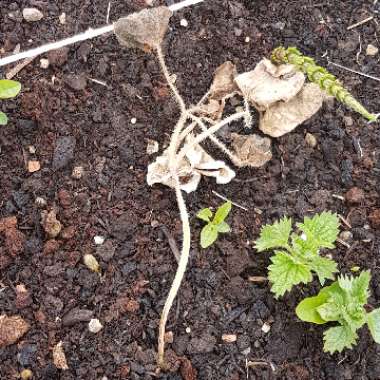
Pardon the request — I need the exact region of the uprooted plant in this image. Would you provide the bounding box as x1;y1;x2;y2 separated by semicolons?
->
112;6;377;369
0;79;21;125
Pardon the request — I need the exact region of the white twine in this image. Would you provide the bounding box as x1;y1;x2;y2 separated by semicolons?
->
0;0;204;67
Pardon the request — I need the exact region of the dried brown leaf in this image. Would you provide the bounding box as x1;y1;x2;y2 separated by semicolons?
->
53;341;69;370
260;83;325;137
114;7;172;51
235;58;305;110
0;315;30;348
210;61;238;100
231;133;272;167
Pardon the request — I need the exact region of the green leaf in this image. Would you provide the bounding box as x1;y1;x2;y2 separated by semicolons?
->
309;255;338;286
323;325;358;353
197;208;213;222
200;224;218;248
351;270;370;304
268;251;312;298
255;216;292;252
0;111;8;125
367;308;380;344
296;293;330;324
317;302;342;322
0;79;21;99
216;221;230;233
213;201;232;225
297;211;339;250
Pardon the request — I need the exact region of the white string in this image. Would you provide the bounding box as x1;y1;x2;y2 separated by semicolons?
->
0;0;204;68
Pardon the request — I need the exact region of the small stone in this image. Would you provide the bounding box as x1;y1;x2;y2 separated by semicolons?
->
28;145;36;154
40;58;49;69
28;160;40;173
261;322;271;333
23;8;43;22
146;139;159;155
59;13;66;25
366;44;379;56
222;334;237;343
245;36;250;43
180;18;188;27
339;231;353;242
185;327;191;334
20;369;33;380
88;318;103;333
94;235;105;245
345;187;365;204
305;132;317;148
130;117;137;124
41;210;62;238
72;166;84;179
83;254;100;273
53;341;68;370
62;308;94;326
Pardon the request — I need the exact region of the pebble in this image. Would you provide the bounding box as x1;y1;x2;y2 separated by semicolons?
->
305;132;317;148
35;197;47;207
72;166;84;179
366;44;379;56
28;146;36;154
88;318;103;333
146;139;159;155
23;8;43;22
83;254;100;273
62;308;94;327
94;235;105;245
245;36;250;43
131;117;137;124
339;231;353;242
59;13;66;25
20;369;33;380
27;160;40;173
180;18;188;27
261;322;271;333
40;58;49;69
345;187;365;204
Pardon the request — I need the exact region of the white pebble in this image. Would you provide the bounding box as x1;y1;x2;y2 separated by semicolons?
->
35;197;47;207
185;327;191;334
245;36;250;43
94;235;105;245
366;44;379;56
261;322;271;333
131;118;137;124
146;139;159;155
180;18;189;27
23;8;44;22
72;166;84;179
40;58;50;69
88;319;103;333
59;12;66;25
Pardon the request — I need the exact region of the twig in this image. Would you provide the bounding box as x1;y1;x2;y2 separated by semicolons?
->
6;57;35;79
347;16;374;30
0;0;205;67
337;238;351;248
211;190;248;211
106;1;111;24
327;61;380;82
338;214;352;229
160;226;180;263
88;78;108;87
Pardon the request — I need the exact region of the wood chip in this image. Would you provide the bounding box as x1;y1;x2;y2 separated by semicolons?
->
53;341;69;370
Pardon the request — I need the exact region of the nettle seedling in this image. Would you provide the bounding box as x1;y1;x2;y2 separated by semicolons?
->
255;212;340;298
296;270;380;353
0;79;21;125
197;201;232;248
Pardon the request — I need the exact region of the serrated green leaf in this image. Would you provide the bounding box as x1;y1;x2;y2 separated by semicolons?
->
367;308;380;344
216;221;230;233
197;208;213;222
351;270;370;304
309;255;338;286
0;111;8;125
323;325;358;354
317;302;342;322
255;217;292;252
297;211;339;250
213;201;231;224
268;251;312;298
200;224;218;248
0;79;21;99
296;294;330;324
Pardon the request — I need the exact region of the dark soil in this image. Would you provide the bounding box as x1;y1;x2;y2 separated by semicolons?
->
1;1;380;379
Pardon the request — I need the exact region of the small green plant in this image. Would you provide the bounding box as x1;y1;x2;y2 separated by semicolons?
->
296;270;380;353
271;46;378;122
0;79;21;125
255;212;340;298
197;201;232;248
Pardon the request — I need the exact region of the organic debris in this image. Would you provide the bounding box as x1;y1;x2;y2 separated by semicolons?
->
83;254;100;273
260;84;325;137
41;209;62;238
114;7;172;51
53;341;69;370
231;133;272;167
235;58;305;110
0;315;30;348
209;61;238;101
0;216;25;256
147;134;235;193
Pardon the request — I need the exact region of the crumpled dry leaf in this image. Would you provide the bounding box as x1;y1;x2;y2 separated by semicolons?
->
235;58;305;110
0;315;30;348
53;341;69;370
231;133;272;167
147;134;235;193
260;83;325;137
210;61;238;100
196;99;223;120
114;6;172;51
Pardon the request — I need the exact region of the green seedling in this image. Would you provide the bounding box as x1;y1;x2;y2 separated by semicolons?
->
255;212;340;298
296;270;380;353
271;46;378;122
197;201;232;248
0;79;21;125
